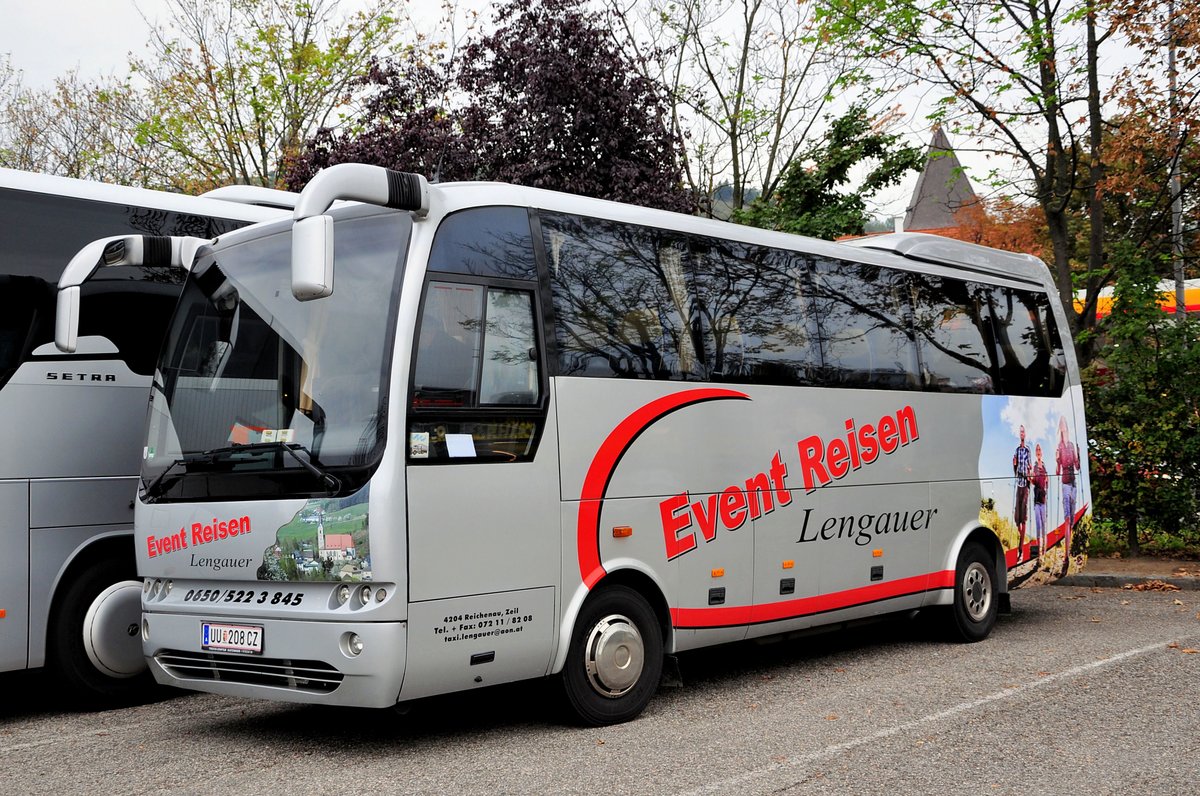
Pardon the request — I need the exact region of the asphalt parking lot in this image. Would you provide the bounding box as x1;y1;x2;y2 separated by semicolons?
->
3;583;1197;795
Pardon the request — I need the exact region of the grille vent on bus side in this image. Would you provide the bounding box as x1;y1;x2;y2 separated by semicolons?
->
155;650;344;693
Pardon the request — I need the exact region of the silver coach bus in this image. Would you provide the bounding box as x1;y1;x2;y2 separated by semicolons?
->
65;164;1088;723
0;169;288;705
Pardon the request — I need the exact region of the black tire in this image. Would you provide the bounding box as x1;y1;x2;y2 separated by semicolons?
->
560;585;663;726
48;555;156;708
949;541;998;643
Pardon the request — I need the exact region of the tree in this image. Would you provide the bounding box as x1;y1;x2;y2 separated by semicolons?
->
734;105;922;239
818;0;1108;361
0;66;170;185
1084;247;1200;554
284;53;466;187
944;197;1052;263
289;0;692;212
609;0;873;217
456;0;691;211
134;0;401;190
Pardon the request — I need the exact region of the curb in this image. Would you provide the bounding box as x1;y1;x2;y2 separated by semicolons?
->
1054;574;1200;590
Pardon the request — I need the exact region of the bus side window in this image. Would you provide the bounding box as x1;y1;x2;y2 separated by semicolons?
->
412;282;484;407
0;276;52;388
691;241;820;386
987;287;1066;397
479;289;538;405
542;212;692;381
409;281;543;461
812;258;919;390
909;274;999;393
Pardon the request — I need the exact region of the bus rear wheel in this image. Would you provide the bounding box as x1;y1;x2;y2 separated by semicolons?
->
560;585;662;726
949;541;998;643
49;555;155;708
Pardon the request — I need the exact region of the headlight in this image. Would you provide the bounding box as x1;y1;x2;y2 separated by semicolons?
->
358;585;372;605
336;584;351;605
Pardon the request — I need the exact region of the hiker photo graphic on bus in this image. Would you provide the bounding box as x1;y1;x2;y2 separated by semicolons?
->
978;394;1090;583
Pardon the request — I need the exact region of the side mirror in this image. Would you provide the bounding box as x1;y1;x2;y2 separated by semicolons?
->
291;215;335;300
54;234;211;353
290;163;429;302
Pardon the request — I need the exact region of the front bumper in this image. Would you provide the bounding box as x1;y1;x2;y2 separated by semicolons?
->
143;610;406;707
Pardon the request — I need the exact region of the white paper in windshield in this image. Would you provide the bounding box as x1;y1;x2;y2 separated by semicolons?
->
445;434;477;458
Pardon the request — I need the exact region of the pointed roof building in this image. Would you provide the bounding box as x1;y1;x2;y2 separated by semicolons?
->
903;128;978;232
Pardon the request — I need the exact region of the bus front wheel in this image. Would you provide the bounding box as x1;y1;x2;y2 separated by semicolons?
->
560;585;663;726
49;555;155;707
949;541;998;643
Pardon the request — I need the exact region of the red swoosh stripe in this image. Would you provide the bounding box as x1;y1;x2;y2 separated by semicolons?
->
670;570;957;629
576;388;750;589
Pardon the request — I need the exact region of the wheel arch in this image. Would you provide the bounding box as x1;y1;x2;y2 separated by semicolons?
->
46;534;136;630
943;523;1007;599
552;563;673;675
29;530;135;669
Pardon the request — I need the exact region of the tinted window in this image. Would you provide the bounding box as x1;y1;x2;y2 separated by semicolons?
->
412;282;484;407
811;259;919;390
690;239;820;385
0;186;248;378
428;207;537;280
0;276;53;381
988;287;1066;396
0;188;242;282
410;280;543;461
544;213;698;380
909;274;998;393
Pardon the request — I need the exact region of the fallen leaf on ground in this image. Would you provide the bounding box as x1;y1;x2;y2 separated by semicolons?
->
1131;580;1181;592
1168;642;1181;649
1182;649;1199;654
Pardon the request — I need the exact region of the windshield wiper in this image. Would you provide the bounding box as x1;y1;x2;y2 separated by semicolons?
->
142;442;341;499
202;441;342;495
142;456;189;499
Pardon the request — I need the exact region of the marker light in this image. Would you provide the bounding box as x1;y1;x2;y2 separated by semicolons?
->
872;549;884;558
336;584;351;605
375;589;386;603
358;585;372;605
612;526;633;538
782;560;795;569
712;568;725;578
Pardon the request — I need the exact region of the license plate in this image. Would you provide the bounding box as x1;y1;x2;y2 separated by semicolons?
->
201;622;263;654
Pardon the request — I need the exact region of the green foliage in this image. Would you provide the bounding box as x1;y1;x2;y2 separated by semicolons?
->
732;105;921;239
135;0;400;189
1084;242;1200;555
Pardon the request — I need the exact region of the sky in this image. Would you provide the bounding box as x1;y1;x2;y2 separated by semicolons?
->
0;0;963;219
4;0;171;88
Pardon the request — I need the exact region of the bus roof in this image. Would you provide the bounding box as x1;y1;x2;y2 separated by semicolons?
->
0;168;288;224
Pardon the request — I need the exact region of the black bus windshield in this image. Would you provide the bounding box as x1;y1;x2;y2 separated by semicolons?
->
141;209;409;501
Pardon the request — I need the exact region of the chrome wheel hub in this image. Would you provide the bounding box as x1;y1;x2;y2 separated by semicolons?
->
583;614;644;698
962;561;992;622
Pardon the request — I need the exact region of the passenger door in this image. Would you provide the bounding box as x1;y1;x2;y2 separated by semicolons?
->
402;208;559;698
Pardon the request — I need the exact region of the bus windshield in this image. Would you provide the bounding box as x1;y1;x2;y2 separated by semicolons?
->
141;209;409;501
